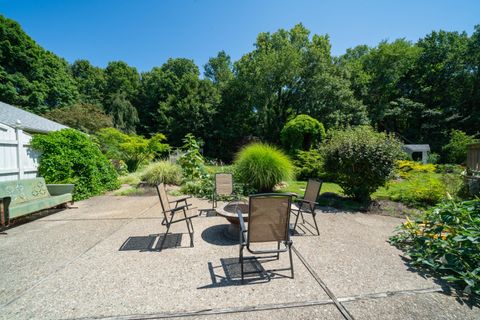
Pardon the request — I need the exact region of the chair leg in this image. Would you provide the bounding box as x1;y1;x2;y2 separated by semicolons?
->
292;209;301;234
288;242;294;279
183;210;194;247
300;211;305;223
239;244;245;283
312;211;320;236
276;241;280;260
158;223;171;252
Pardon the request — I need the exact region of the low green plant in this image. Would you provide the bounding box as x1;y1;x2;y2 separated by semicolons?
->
293;149;325;181
390;199;480;295
396;160;437;179
31;129;119;201
118;172;141;186
180;179;213;198
280;114;326;154
386;173;446;207
322;126;403;203
442;130;478;164
140;161;183;185
178;134;209;180
235;143;294;192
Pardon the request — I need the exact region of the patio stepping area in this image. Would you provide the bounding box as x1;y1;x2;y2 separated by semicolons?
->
0;194;478;319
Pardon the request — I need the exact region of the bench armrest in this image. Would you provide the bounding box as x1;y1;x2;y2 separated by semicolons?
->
46;184;75;196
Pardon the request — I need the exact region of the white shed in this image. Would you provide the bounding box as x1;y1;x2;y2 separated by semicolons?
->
0;101;68;182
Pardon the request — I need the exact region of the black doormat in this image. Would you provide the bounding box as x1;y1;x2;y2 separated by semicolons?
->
155;233;183;249
119;236;156;251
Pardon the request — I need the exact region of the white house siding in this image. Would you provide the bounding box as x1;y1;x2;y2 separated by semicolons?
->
0;123;39;181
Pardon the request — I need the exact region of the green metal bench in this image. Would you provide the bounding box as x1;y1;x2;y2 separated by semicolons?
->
0;178;74;226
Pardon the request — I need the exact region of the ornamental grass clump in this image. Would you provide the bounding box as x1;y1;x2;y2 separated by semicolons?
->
234;143;293;193
140;161;183;185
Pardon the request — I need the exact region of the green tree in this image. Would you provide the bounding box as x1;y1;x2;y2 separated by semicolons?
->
137;58;219;145
204;51;233;88
70;60;106;105
0;15;78;113
103;61;140;132
44;103;113;134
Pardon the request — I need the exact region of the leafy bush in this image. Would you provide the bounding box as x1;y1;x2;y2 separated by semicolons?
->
390;199;480;295
235;143;294;192
442;130;478;164
95;128;171;172
31;129;119;201
386;173;446;207
396;160;436;179
322;126;403;202
280;115;326;154
45;103;113;134
293;149;325;181
180;179;213;198
178;134;208;180
427;152;440;164
140;161;183;185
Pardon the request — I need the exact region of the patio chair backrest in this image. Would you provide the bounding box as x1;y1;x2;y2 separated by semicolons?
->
155;183;171;213
215;173;233;196
304;179;322;203
248;193;292;243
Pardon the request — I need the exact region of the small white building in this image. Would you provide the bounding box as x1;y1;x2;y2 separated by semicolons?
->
0;101;68;181
402;144;431;164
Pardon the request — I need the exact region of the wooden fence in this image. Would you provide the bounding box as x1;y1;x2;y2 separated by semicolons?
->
0;123;39;181
467;143;480;171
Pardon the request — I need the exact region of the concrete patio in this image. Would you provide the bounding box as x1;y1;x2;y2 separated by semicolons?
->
0;193;478;320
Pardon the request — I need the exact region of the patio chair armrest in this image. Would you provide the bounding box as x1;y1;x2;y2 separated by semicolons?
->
165;204;189;213
297;198;318;206
169;196;191;203
237;209;247;234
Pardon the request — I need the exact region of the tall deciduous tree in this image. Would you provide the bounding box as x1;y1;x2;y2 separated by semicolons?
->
103;61;140;132
70;60;106;106
0;15;78;113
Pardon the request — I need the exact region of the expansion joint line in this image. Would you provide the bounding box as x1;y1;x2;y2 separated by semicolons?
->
292;245;355;320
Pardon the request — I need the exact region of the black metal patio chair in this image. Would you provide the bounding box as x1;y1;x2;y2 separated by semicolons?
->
155;183;197;251
237;193;294;283
291;179;323;235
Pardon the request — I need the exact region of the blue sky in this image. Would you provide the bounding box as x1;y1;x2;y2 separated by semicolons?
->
1;0;479;72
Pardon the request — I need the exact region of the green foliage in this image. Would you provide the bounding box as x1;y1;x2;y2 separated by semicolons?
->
44;103;113;134
323;126;403;202
293;149;325;181
386;173;446;208
280;115;326;154
118;172;141;186
31;129;119;201
140;161;183;185
70;59;106;105
178;134;208;180
0;15;78;113
235;143;294;192
95;128;171;172
396;160;437;179
442;130;478;164
390;199;480;295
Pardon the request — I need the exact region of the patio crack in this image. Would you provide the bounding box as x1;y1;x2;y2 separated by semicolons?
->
0;200;159;310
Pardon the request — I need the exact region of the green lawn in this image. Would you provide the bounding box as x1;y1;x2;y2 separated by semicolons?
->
278;180;343;196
